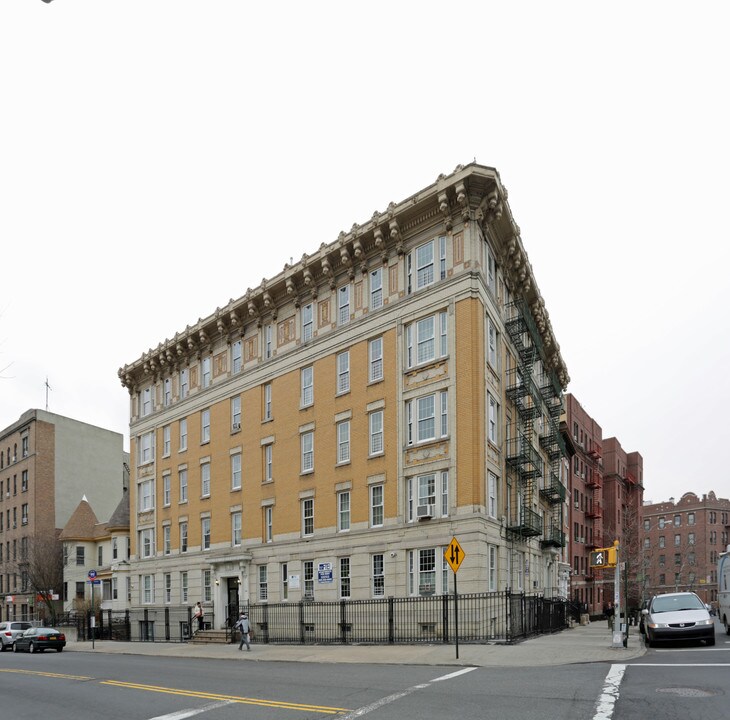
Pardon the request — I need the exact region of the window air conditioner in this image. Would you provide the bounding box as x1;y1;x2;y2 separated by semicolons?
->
232;422;241;431
417;504;435;520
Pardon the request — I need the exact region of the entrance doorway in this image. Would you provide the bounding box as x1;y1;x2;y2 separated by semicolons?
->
226;578;239;628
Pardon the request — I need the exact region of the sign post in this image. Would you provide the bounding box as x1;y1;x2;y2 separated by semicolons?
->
444;537;465;659
88;570;97;649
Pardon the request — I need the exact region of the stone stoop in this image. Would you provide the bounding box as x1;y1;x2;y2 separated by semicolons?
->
188;629;231;645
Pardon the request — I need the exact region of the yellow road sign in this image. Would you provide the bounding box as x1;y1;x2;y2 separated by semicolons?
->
445;537;466;573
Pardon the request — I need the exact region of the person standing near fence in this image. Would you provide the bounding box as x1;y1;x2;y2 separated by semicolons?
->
235;612;251;651
604;602;614;630
193;602;204;633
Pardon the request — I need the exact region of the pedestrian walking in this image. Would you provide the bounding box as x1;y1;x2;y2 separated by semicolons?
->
604;602;614;630
235;611;251;651
193;602;204;633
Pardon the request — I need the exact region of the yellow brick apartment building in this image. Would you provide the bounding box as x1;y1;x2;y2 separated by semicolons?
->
119;163;571;633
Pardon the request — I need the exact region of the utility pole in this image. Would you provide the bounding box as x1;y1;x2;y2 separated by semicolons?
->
612;540;623;648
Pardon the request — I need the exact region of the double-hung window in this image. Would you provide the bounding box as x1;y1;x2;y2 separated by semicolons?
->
370;485;384;527
232;512;242;547
302;499;314;537
179;468;188;503
369;410;384;455
231;396;241;430
369;337;383;382
163;378;172;407
202;356;211;388
339;557;351;598
370;267;383;310
202;518;211;550
487;316;499;368
337;420;350;464
406;391;448;445
338;491;350;532
180;368;189;399
180;522;188;552
264;324;274;359
232;340;242;373
231;453;242;490
163;425;171;456
139;480;154;511
179;418;188;451
405;311;447;367
139;528;155;558
338;284;350;325
302;303;314;342
263;383;272;421
372;554;384;597
301;431;314;473
337;352;350;394
139;431;155;465
201;462;210;497
301;366;313;407
201;409;210;443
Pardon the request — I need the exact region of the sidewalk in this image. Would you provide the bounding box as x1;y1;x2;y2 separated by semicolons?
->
64;620;645;667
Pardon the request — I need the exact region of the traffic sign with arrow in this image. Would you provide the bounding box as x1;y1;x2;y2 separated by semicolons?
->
445;537;465;573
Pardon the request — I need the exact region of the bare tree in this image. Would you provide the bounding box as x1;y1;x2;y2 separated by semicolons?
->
12;532;64;625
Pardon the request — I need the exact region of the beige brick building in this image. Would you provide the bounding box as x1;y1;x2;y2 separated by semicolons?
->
0;410;127;621
119;163;571;633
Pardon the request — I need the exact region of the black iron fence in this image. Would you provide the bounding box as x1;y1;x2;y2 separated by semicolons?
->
227;592;567;645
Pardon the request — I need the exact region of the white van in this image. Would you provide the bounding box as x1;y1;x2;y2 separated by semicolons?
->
719;545;730;635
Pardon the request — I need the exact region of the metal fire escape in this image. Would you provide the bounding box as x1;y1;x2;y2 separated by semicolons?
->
585;444;603;550
504;299;545;539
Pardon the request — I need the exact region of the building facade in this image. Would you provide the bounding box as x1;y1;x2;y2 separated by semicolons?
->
60;491;131;614
0;409;127;621
119;163;572;634
641;491;730;607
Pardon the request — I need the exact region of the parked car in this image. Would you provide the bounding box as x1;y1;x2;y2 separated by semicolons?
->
642;591;715;647
12;627;66;653
0;621;33;651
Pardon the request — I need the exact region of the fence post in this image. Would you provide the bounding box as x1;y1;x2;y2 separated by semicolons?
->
442;593;450;643
299;601;305;644
387;596;394;644
505;589;512;643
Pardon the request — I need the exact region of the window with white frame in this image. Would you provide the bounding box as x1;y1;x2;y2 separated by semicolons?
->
488;472;498;518
488;545;498;591
139;479;154;512
202;517;211;550
232;511;242;547
338;491;350;532
112;537;118;560
231;395;241;430
142;574;154;604
303;560;314;599
180;368;189;399
372;554;384;596
406;471;448;521
202;356;211;388
163;425;171;457
112;576;118;600
487;316;499;368
139;431;155;465
339;557;351;598
139;528;155;558
163;474;171;506
259;565;268;601
164;575;172;604
405;311;448;368
406;391;448;445
281;562;289;601
407;239;434;292
179;418;187;451
179;468;188;503
180;521;188;552
408;548;436;595
338;284;350;325
265;506;273;543
264;323;274;359
369;337;383;382
370;484;384;527
164;378;172;407
263;383;272;421
301;431;314;473
369;410;384;455
337;351;350;394
180;571;189;603
488;394;498;444
302;303;314;342
438;235;446;279
263;443;273;482
201;409;210;444
231;453;242;490
163;525;171;555
301;366;313;407
302;498;314;537
141;386;153;417
203;570;212;602
370;267;383;310
337;420;350;463
232;340;242;373
201;462;210;497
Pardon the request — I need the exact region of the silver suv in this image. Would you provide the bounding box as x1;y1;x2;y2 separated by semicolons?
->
0;621;33;650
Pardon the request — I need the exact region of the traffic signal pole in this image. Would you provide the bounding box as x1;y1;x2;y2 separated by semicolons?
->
612;540;623;648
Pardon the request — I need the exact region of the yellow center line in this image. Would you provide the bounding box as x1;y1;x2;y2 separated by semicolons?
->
0;668;93;681
101;680;350;715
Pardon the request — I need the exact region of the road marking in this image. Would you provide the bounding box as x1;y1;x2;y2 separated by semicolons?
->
148;700;233;720
592;664;625;720
630;663;730;667
101;680;349;714
0;668;92;681
339;667;477;718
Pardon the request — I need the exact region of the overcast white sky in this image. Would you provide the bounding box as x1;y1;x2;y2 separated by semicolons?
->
2;2;729;504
